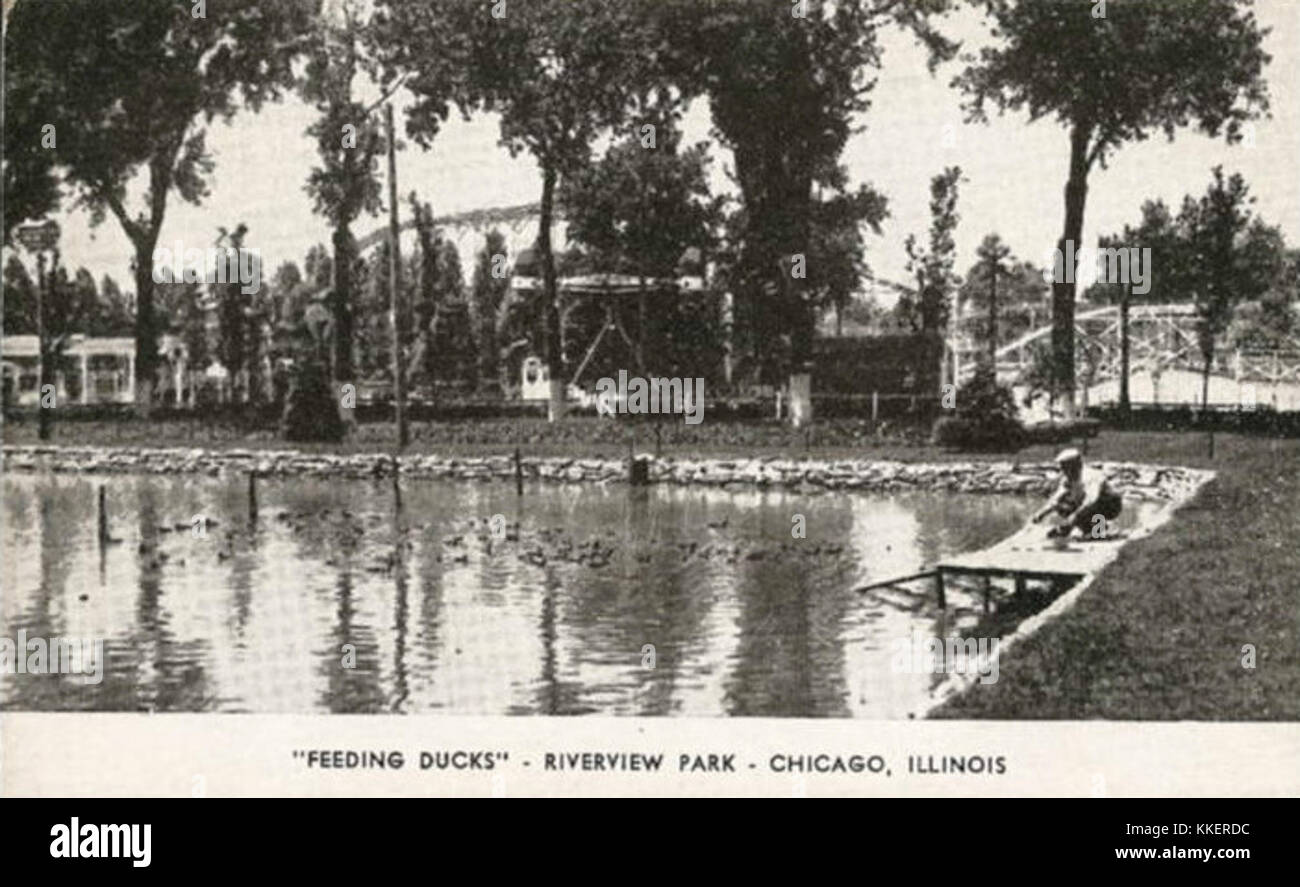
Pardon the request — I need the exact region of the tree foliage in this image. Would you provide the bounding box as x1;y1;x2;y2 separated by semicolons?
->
667;0;956;389
955;0;1272;411
302;0;392;386
901;166;963;397
6;0;312;412
1179;166;1276;406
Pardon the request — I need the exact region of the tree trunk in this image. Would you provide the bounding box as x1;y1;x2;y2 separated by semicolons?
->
331;225;355;384
132;240;160;417
1202;354;1212;413
330;225;358;436
787;182;815;428
787;272;814;428
637;288;648;376
1052;123;1093;419
988;259;998;368
1119;282;1131;414
538;163;565;421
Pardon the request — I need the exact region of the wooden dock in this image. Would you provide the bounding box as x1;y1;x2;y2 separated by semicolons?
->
857;523;1138;612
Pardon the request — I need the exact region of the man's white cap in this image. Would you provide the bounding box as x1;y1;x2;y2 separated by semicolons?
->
1055;447;1083;465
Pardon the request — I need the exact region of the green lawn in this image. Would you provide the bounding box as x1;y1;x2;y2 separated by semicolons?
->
0;414;1198;464
934;432;1300;719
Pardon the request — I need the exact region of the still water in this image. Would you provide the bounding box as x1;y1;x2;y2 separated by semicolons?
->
3;471;1068;717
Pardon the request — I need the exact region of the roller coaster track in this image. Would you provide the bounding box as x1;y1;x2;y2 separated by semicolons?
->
954;302;1300;390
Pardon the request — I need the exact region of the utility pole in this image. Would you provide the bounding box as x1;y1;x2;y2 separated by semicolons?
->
36;250;49;440
17;220;61;440
386;103;409;449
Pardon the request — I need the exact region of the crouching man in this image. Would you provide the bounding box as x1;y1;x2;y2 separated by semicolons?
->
1031;448;1123;539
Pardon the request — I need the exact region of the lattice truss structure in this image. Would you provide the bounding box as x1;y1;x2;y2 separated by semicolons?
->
357;203;556;288
955;303;1300;388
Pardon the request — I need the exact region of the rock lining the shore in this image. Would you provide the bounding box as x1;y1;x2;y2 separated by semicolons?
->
2;444;1205;502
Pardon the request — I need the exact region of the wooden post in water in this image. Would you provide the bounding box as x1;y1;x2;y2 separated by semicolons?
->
934;569;946;609
392;458;403;512
98;485;108;545
248;470;258;523
628;431;648;486
514;446;523;496
981;575;991;614
871;390;878;423
1208;429;1215;459
629;457;649;486
385;103;409;450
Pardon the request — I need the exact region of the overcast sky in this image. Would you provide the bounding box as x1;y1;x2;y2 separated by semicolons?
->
32;0;1300;303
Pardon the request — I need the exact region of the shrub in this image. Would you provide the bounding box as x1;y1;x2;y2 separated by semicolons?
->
932;366;1024;451
280;359;346;443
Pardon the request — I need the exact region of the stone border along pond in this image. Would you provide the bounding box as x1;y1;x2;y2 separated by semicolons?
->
2;443;1208;504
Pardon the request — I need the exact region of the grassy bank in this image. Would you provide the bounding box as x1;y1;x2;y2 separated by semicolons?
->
934;433;1300;720
0;413;1250;465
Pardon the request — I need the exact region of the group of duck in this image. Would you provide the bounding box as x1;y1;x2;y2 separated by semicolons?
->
110;506;854;581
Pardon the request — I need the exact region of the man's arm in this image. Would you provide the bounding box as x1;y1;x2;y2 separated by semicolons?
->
1032;486;1067;523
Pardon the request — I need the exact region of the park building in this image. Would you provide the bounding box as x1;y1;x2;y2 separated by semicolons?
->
1;333;218;408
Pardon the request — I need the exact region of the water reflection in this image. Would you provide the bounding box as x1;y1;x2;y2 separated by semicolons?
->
2;469;1101;717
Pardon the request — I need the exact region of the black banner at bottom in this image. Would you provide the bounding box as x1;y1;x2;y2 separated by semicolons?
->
3;800;1287;874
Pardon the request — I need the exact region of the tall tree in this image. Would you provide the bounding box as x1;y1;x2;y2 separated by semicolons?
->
902;167;963;401
559;124;723;373
303;243;334;293
667;0;957;425
955;0;1271;416
2;255;37;335
426;240;472;388
97;276;135;337
1228;244;1298;352
1180;167;1277;410
302;0;392;401
409;194;440;375
380;0;667;417
6;0;312;414
807;167;889;339
210;223;260;402
1089;200;1185;412
974;234;1011;367
468;229;516;395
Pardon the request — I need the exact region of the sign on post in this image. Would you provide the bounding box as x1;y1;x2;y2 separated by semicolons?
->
16;219;60;252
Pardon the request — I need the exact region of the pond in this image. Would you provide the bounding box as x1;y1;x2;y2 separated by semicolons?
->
0;471;1146;717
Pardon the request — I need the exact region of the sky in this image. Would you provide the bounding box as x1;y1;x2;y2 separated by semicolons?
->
20;0;1300;305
